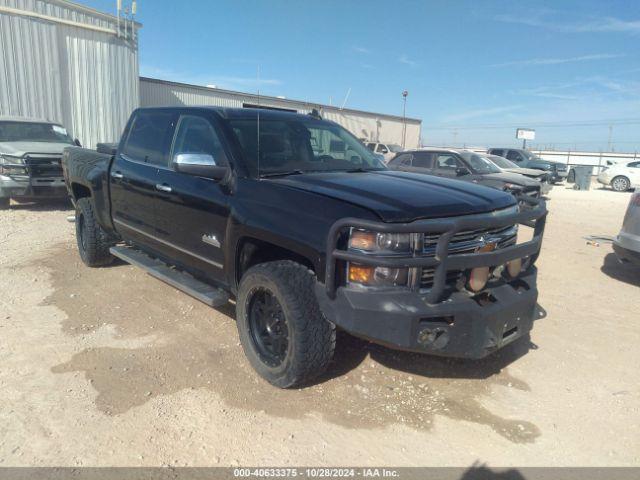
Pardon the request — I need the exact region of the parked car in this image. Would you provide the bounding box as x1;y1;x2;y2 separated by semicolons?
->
388;148;543;201
613;191;640;266
597;160;640;192
0;116;79;208
365;142;404;162
487;148;568;183
485;154;553;195
62;107;547;388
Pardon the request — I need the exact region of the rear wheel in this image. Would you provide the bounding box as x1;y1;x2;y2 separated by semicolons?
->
0;197;9;210
236;261;336;388
75;198;115;267
611;176;630;192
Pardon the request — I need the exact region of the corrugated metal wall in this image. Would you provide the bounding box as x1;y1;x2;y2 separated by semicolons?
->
0;0;139;148
140;77;422;148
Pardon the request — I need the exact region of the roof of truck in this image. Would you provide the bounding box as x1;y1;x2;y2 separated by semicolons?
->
136;106;328;122
0;116;58;124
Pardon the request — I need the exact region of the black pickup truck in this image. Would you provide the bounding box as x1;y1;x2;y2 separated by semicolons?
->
62;107;547;388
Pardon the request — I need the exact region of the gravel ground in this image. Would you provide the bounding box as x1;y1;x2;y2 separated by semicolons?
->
0;186;638;467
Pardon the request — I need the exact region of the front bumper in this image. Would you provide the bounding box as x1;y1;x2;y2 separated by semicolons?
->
613;231;640;266
316;269;539;358
0;174;67;198
318;195;547;358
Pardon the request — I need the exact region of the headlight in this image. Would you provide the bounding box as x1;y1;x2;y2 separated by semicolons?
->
503;183;523;192
347;229;412;287
0;155;26;175
348;230;411;254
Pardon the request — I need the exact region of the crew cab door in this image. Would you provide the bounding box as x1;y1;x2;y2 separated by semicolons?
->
152;113;231;284
110;110;177;246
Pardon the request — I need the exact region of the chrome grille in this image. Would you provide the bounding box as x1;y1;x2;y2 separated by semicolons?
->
420;225;517;289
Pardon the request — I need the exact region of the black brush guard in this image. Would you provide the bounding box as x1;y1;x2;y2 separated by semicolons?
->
324;195;547;304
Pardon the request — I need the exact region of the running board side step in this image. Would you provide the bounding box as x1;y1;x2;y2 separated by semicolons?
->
109;246;229;307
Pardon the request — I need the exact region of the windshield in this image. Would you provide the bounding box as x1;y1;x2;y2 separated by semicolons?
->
489;155;518;169
0;121;74;144
466;154;502;174
387;144;404;153
228;117;386;177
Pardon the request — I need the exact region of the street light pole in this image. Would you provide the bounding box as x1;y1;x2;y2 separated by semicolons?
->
402;90;408;149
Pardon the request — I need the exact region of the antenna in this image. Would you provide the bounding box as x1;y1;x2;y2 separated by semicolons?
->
116;0;121;37
340;87;351;110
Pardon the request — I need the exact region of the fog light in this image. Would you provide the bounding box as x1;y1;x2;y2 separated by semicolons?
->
348;263;374;284
506;258;523;278
468;266;490;292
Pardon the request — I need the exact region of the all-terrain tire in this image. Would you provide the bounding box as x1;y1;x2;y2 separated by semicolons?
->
611;176;631;192
0;197;9;210
236;260;336;388
75;197;115;267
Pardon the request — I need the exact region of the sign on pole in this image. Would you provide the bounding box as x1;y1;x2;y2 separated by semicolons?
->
516;128;535;148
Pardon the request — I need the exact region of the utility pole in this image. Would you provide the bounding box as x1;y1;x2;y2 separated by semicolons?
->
401;90;408;148
607;124;613;152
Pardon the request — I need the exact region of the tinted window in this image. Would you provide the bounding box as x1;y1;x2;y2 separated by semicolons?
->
412;152;434;169
123;111;175;166
506;150;522;162
390;153;412;166
172;115;227;165
366;143;375;151
628;161;640;168
490;149;504;156
435;153;461;170
376;144;389;154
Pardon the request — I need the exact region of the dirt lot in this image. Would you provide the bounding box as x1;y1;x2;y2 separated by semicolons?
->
0;186;638;467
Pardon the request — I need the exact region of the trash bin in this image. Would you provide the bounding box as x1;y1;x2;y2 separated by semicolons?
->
572;166;592;190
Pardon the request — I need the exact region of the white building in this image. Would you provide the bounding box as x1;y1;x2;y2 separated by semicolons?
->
0;0;139;147
140;77;422;149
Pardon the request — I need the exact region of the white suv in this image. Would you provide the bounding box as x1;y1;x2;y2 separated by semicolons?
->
597;161;640;192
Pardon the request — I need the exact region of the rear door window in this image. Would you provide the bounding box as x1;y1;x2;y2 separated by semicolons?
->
412;152;434;169
390;153;413;166
490;149;504;156
123;111;176;167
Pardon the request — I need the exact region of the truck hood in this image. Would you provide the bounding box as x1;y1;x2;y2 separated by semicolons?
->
268;170;516;222
0;141;70;156
480;171;541;188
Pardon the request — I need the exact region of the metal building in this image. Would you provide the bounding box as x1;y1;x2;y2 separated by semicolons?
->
0;0;139;148
140;77;422;148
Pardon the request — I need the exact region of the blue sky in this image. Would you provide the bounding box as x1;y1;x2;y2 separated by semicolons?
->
81;0;640;151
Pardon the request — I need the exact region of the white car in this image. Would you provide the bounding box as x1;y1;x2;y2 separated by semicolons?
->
365;142;404;162
613;191;640;266
597;160;640;192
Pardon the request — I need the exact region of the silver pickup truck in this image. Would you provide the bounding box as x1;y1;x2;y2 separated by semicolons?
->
0;117;78;208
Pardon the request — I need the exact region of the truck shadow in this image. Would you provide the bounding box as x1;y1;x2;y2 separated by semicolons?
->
601;252;640;287
44;244;541;444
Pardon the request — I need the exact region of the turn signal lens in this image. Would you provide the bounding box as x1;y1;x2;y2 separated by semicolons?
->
348;264;374;284
468;267;490;292
506;258;523;278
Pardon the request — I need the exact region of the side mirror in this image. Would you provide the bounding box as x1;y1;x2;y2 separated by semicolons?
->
456;166;471;176
173;153;229;180
74;138;82;147
379;148;389;154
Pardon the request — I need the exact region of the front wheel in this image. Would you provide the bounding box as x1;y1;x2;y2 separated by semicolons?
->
611;176;631;192
236;261;336;388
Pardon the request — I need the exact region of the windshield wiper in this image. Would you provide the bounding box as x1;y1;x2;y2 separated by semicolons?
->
259;169;306;178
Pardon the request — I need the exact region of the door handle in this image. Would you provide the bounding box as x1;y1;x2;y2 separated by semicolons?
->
111;171;124;179
155;183;172;193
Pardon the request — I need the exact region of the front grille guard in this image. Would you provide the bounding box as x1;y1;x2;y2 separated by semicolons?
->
324;195;547;304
